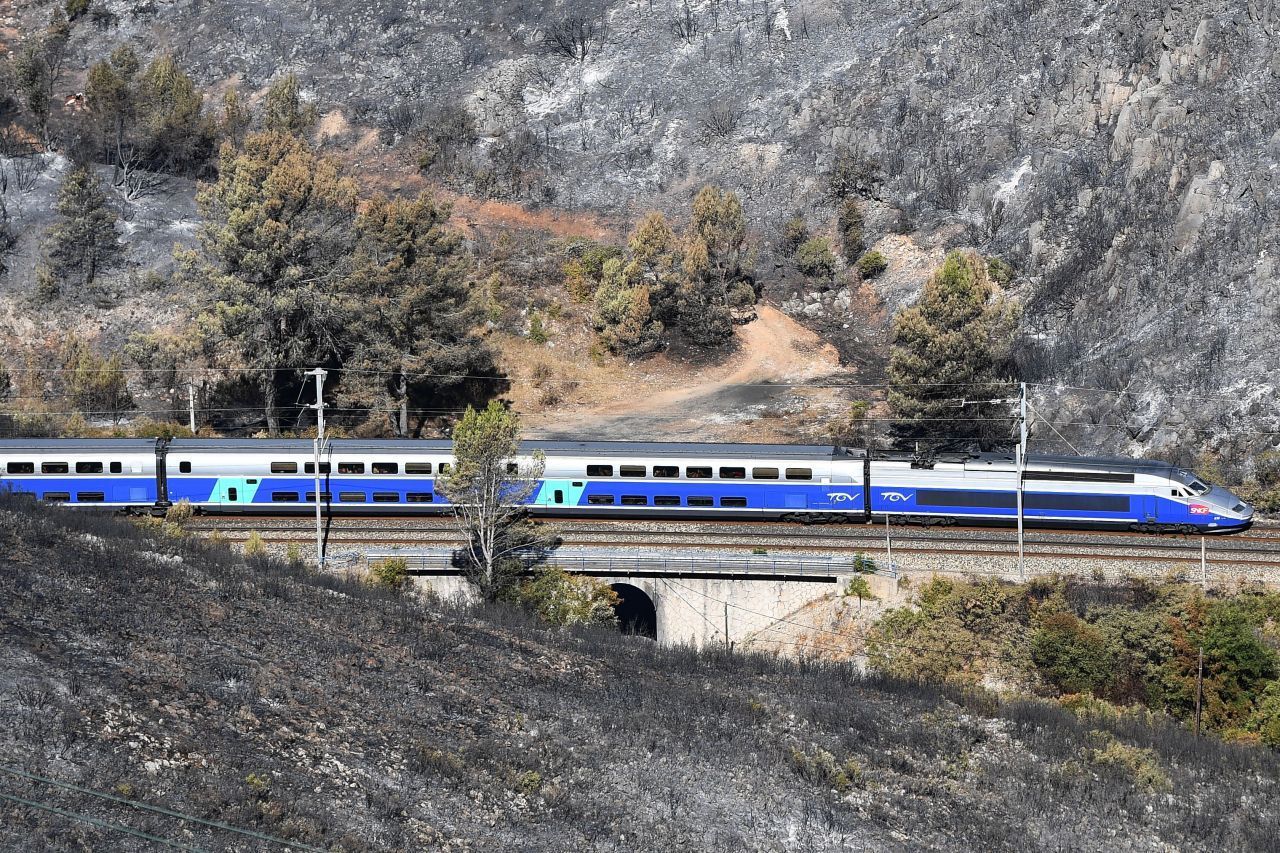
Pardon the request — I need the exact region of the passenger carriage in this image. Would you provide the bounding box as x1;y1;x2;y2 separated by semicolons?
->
0;438;1254;533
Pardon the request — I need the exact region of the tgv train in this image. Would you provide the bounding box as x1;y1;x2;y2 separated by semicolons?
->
0;438;1255;534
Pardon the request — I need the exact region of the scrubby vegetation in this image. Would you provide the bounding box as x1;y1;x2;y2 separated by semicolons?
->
2;496;1278;850
869;574;1280;746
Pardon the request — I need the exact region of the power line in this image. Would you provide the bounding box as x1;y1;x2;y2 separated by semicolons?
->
0;788;207;852
0;765;328;852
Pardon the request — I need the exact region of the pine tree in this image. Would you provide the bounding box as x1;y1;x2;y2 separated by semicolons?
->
193;131;357;435
676;185;750;346
136;53;212;171
45;165;122;289
887;249;1019;448
594;258;662;357
339;192;495;437
263;73;316;137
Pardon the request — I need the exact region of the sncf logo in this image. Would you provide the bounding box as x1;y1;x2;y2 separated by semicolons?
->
1189;504;1210;515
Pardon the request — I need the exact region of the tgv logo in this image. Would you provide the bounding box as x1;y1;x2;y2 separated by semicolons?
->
826;492;860;503
881;491;912;502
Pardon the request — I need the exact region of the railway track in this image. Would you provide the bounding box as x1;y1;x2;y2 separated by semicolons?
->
182;515;1280;568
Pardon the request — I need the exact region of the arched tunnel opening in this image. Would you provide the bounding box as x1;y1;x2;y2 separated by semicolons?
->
610;583;657;640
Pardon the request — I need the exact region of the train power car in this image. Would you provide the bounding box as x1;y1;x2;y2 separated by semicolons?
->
0;438;1255;534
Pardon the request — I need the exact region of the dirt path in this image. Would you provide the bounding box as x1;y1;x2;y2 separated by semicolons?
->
521;305;846;442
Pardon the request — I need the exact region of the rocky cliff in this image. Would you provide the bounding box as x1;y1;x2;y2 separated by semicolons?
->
3;0;1278;464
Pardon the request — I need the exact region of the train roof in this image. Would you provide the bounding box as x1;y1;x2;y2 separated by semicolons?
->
160;438;855;460
0;439;158;450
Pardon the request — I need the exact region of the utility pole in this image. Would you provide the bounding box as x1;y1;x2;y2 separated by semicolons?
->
884;511;893;576
724;602;731;651
1200;536;1208;590
1194;646;1205;737
1016;381;1027;581
187;382;197;435
305;368;328;570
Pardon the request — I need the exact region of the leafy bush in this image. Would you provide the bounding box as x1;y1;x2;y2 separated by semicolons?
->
64;0;89;20
856;250;888;279
370;557;409;591
164;498;193;524
1031;611;1115;695
795;237;836;278
1085;731;1170;792
779;216;808;256
516;567;619;627
837;198;864;263
243;531;267;557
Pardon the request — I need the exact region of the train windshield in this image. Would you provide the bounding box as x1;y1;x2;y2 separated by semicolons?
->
1179;471;1211;495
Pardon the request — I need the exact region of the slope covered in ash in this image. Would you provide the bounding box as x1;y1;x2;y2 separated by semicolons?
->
0;495;1277;851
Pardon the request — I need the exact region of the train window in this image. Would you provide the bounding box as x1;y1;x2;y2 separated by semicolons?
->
719;466;746;479
109;462;122;474
686;466;712;479
406;492;434;503
43;492;70;503
179;461;192;473
1024;471;1135;484
405;462;432;474
41;462;69;474
76;492;105;502
620;465;647;478
304;491;332;502
373;462;398;475
587;494;615;505
752;467;779;480
6;462;34;474
917;489;1016;509
373;492;400;502
304;462;332;474
439;463;452;474
339;492;365;502
720;497;748;507
76;462;103;474
785;468;812;480
337;462;364;474
227;488;238;501
506;463;519;475
1025;493;1129;513
246;479;257;484
687;496;714;507
272;492;299;502
587;464;614;477
654;496;681;506
571;481;583;487
271;462;298;474
653;465;679;478
621;495;648;505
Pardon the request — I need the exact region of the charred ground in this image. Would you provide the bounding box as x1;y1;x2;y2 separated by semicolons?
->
1;494;1278;851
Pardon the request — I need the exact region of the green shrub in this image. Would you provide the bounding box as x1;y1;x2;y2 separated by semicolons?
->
164;498;193;524
65;0;89;20
795;237;836;278
837;198;864;263
242;531;267;557
1085;731;1170;793
516;567;619;626
986;256;1013;286
1031;611;1115;695
855;250;888;279
790;746;862;793
370;557;409;591
528;312;549;344
779;216;808;256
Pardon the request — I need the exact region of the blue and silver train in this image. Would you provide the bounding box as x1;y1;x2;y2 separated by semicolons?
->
0;438;1255;534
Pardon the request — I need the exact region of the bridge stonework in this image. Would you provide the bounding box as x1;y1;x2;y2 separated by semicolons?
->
411;572;900;648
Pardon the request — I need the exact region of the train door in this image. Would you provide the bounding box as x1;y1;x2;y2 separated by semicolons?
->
535;480;582;507
215;477;258;509
1139;495;1157;522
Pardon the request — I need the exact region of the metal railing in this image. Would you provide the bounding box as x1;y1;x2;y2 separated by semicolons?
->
364;549;897;580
